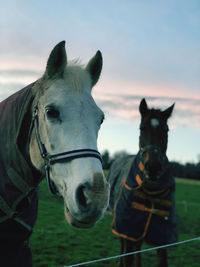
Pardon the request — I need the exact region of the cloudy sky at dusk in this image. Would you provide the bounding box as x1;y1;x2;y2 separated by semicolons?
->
0;0;199;163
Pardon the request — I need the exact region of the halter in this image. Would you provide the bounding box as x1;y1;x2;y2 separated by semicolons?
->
139;145;163;159
139;144;167;181
30;106;103;195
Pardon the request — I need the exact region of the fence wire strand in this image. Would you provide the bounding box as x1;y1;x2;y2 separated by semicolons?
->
64;236;200;267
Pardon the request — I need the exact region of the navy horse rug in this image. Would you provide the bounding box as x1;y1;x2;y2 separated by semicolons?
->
0;83;41;266
108;154;177;246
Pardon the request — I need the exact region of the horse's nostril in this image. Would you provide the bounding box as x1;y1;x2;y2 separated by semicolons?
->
145;162;150;171
76;184;90;211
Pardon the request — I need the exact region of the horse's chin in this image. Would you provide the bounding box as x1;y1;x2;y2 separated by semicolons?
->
64;205;95;229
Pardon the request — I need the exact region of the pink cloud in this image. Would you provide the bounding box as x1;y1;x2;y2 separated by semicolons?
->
94;79;200;130
95;78;200;100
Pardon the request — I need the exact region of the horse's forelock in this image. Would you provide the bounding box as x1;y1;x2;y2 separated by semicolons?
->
141;108;164;124
32;62;92;106
148;108;162;117
63;63;91;92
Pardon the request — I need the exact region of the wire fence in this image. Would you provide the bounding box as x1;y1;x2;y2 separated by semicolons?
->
63;236;200;267
176;200;200;212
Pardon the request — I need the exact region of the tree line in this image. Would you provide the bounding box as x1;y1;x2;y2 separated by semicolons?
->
102;150;200;180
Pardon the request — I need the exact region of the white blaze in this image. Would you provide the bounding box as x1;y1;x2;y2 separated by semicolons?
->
151;118;159;128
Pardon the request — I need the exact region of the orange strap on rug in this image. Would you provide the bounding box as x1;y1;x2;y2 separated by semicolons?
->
123;174;143;191
139;161;144;172
132;202;169;218
134;190;172;207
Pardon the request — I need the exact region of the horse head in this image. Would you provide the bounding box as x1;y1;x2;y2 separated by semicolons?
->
29;41;109;228
139;98;174;185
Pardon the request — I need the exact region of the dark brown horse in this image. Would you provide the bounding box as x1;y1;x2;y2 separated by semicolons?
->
107;98;177;267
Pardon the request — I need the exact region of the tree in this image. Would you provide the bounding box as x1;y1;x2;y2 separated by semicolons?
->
102;150;111;170
112;150;130;160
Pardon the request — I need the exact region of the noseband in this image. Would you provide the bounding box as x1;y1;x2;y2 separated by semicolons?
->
139;145;163;160
139;145;166;180
30;107;102;195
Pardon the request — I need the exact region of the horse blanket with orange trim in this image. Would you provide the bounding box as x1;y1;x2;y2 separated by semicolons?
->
107;154;177;245
0;83;42;266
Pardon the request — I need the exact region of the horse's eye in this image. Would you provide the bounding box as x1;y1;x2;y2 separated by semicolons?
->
45;107;60;119
100;114;105;124
140;125;146;131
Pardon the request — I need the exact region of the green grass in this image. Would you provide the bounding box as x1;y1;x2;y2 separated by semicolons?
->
31;178;200;267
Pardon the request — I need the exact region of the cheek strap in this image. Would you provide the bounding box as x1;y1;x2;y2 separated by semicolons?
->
29;106;103;196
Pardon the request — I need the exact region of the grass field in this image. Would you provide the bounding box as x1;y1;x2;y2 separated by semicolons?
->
30;178;200;267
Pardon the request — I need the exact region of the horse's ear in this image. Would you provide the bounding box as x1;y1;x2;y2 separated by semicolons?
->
86;51;103;87
46;41;67;78
139;98;148;116
162;103;175;120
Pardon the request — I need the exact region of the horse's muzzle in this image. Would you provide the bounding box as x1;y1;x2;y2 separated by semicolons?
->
141;146;164;181
144;160;163;180
65;172;109;228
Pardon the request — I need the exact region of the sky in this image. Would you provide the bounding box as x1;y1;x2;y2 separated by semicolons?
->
0;0;200;163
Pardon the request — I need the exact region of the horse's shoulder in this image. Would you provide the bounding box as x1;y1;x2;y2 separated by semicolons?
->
107;154;135;212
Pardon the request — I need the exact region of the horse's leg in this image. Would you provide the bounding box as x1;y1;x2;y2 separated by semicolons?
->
118;238;125;267
135;240;142;267
118;238;134;267
157;248;168;267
